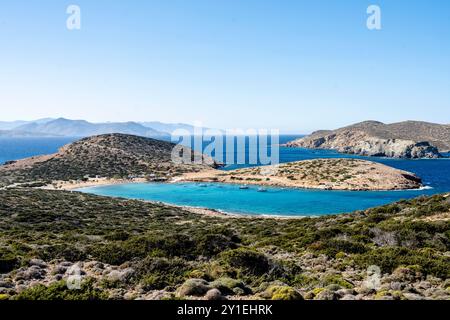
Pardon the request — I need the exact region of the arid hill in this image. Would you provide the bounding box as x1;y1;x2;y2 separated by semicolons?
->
0;134;218;187
179;158;422;191
286;121;450;158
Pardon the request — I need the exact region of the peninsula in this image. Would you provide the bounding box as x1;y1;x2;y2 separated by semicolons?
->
179;159;422;191
286;121;450;158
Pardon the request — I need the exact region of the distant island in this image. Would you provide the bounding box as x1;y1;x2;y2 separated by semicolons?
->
179;159;422;191
0;118;208;139
286;121;450;159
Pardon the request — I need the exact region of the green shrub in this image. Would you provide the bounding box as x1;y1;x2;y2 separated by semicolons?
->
292;274;319;288
210;277;251;296
0;249;18;273
221;248;270;276
354;247;450;279
262;285;303;300
105;231;130;241
321;274;353;289
14;279;108;300
136;257;190;290
196;234;238;257
89;243;138;265
38;244;87;262
311;239;367;257
0;294;10;300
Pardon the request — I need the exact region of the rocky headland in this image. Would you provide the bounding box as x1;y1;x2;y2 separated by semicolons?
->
286;121;450;159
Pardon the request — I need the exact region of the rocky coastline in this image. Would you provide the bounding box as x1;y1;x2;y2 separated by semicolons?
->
285;121;450;159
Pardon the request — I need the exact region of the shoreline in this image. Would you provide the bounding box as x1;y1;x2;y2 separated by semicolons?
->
41;177;148;191
38;177;432;220
51;176;429;194
49;178;320;219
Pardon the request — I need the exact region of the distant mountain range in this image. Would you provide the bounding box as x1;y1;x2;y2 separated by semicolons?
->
0;118;204;139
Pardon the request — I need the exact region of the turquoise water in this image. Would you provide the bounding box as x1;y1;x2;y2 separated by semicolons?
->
1;136;450;216
79;182;437;216
80;141;450;215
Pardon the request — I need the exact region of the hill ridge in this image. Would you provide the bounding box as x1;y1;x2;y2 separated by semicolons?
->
0;133;217;186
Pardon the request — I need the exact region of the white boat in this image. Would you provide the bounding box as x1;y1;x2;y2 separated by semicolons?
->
257;187;267;192
239;185;249;190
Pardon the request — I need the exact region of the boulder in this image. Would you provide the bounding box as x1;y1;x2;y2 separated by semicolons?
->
314;289;338;300
205;289;226;300
177;279;211;297
210;277;251;296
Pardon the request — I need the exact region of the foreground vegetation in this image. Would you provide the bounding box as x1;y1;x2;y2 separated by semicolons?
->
0;189;449;300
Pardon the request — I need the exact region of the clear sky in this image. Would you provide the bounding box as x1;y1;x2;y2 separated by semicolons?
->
0;0;449;133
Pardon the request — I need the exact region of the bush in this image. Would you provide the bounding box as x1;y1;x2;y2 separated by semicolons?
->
261;285;303;300
136;257;190;290
105;231;130;241
196;234;238;257
0;294;10;300
38;245;87;262
0;249;18;273
221;248;270;276
354;247;450;279
89;243;139;265
311;239;367;257
14;279;108;300
321;274;353;289
210;277;251;296
177;279;210;297
292;274;319;288
369;204;401;215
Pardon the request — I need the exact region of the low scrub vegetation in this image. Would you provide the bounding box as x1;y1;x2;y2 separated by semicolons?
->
0;189;448;300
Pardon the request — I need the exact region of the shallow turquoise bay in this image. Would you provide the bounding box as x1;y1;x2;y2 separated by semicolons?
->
78;143;450;216
79;182;438;217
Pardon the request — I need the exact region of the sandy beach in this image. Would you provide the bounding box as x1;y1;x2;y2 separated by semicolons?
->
41;177;148;191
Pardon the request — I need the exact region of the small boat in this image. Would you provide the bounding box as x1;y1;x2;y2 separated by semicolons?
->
257;187;267;192
239;185;249;190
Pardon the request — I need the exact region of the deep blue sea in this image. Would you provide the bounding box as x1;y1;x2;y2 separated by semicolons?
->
0;137;77;164
1;136;450;216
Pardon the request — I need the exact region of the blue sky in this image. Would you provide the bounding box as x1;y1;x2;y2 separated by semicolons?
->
0;0;449;133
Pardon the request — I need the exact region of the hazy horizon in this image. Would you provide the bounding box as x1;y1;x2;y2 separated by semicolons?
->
1;117;449;136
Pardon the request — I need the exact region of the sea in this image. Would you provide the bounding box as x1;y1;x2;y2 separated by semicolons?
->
1;136;449;216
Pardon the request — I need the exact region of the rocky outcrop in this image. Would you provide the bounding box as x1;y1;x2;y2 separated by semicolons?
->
286;121;448;159
287;130;441;159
